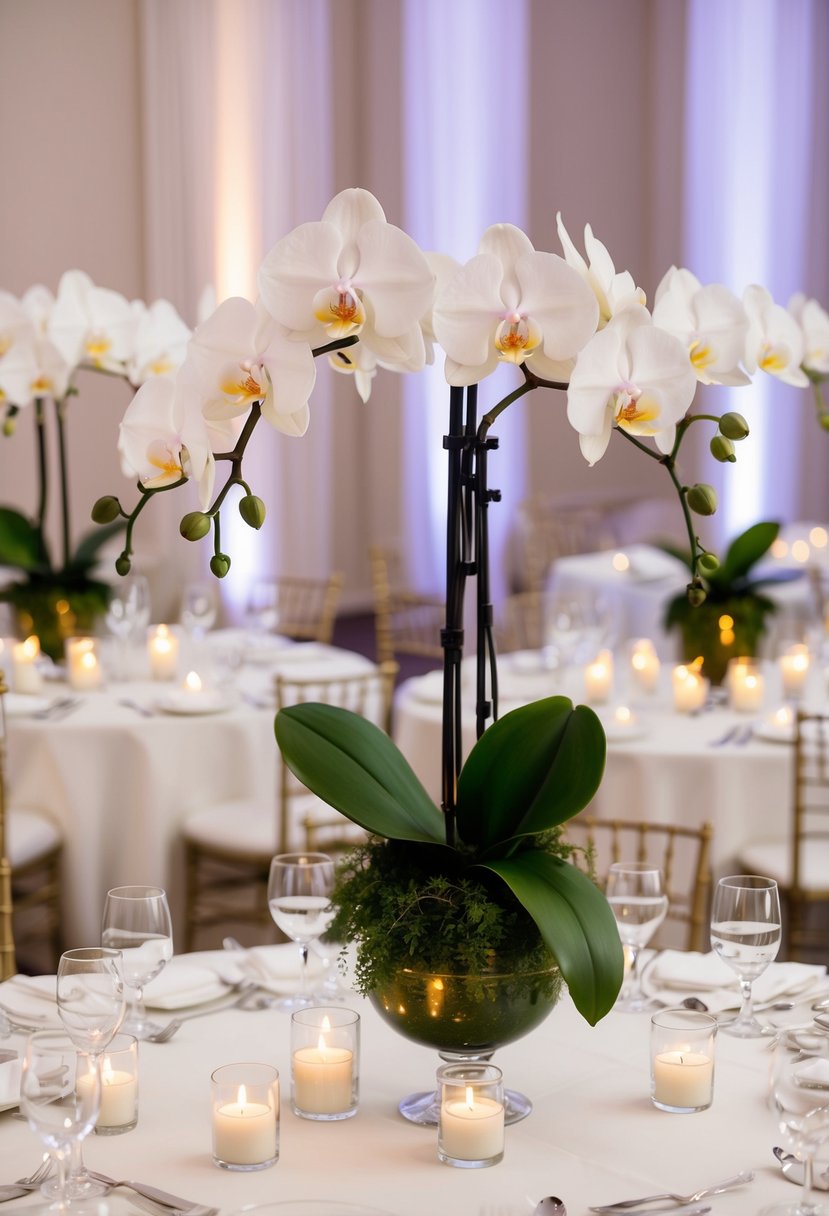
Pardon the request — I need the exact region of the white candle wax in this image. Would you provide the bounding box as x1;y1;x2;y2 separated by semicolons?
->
672;665;708;713
653;1050;713;1109
147;625;179;681
213;1091;277;1166
780;645;810;698
66;639;102;691
630;640;660;693
584;650;613;704
730;667;764;712
440;1094;505;1160
293;1045;353;1114
12;636;42;694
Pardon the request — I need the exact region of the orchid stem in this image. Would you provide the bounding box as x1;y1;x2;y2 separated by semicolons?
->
33;399;49;565
55;397;71;570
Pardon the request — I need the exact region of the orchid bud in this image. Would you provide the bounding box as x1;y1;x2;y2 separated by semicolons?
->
91;495;122;524
115;555;132;577
239;494;266;530
179;511;211;541
687;583;707;607
686;483;718;516
2;415;15;437
698;552;720;577
719;411;749;440
710;434;736;463
210;553;231;578
820;414;829;432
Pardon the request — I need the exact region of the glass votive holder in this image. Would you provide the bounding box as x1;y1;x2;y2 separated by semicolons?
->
650;1009;717;1113
727;656;764;712
65;637;104;691
291;1006;359;1120
146;624;180;681
95;1033;138;1135
211;1062;280;1170
437;1062;505;1168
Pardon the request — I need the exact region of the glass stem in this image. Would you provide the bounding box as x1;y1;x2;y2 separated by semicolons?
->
738;976;754;1024
802;1152;817;1214
627;945;642;1000
55;1147;68;1207
298;945;309;996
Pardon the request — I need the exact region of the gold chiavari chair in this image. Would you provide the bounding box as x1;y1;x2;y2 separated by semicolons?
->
267;573;345;644
181;661;397;951
369;546;444;666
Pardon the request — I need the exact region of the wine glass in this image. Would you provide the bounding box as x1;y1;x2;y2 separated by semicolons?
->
246;580;281;636
762;1027;829;1215
51;947;126;1201
267;853;335;1011
605;862;669;1012
19;1030;100;1211
710;874;781;1037
105;574;151;679
180;581;218;638
101;885;173;1039
541;589;593;673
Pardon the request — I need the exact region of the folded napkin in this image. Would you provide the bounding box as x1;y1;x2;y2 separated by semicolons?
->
143;961;231;1010
0;1051;21;1109
645;950;826;1012
0;975;62;1027
183;943;326;995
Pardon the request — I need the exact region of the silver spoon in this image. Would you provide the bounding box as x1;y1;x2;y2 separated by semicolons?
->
773;1146;829;1190
534;1200;566;1215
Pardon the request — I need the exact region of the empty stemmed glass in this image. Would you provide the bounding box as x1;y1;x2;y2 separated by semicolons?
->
51;947;126;1201
267;853;335;1011
710;874;781;1037
246;580;280;637
105;573;150;679
19;1030;100;1212
763;1027;829;1215
606;862;669;1012
180;581;218;638
101;885;173;1039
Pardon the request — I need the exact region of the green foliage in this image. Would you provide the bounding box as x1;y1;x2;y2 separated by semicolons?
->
0;507;47;571
664;521;783;627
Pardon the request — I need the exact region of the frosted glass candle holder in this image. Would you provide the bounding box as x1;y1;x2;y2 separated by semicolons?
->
65;637;104;691
291;1006;359;1120
211;1063;279;1170
95;1033;138;1134
437;1062;505;1168
650;1009;717;1113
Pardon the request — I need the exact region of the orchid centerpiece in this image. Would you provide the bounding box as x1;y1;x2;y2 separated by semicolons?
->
0;272;192;657
92;188;829;1026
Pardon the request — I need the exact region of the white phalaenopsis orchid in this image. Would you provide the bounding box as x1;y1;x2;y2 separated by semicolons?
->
258;187;434;371
129;298;192;384
48;269;137;375
788;293;829;378
432;223;599;387
743;284;808;388
118;374;217;508
652;267;750;387
183;297;316;438
0;335;70;407
556;213;646;326
0;291;36;362
567;305;697;466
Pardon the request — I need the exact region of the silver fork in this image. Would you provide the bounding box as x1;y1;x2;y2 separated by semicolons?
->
0;1156;56;1202
589;1168;754;1211
87;1171;218;1216
144;984;268;1042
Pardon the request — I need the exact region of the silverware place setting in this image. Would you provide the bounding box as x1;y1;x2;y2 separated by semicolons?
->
588;1168;754;1212
32;695;82;720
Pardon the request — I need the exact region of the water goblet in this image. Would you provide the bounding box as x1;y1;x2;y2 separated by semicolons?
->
105;574;150;679
19;1030;100;1211
180;581;218;638
605;861;669;1012
267;853;335;1011
710;873;781;1037
246;580;281;636
101;884;173;1039
761;1026;829;1215
52;947;126;1200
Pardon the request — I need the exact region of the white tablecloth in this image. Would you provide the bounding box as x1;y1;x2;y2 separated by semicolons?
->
0;948;814;1214
5;641;374;946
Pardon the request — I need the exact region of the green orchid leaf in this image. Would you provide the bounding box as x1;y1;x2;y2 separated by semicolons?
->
72;519;127;570
479;851;623;1024
708;521;778;590
0;507;47;570
455;697;606;850
275;703;447;845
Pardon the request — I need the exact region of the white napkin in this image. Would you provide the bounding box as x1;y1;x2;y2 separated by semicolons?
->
0;1052;21;1108
240;944;325;993
143;961;231;1010
0;975;62;1027
646;951;826;1012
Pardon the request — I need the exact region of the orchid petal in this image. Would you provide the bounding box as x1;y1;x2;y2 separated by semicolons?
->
355;220;435;337
515;252;599;359
478;224;535;310
556;212;588;276
432;254;508;368
258;221;344;336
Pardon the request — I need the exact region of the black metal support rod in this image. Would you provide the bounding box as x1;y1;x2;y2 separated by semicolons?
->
440;386;468;846
474;424;499;739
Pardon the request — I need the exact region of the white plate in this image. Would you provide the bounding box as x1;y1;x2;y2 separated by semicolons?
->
157;692;228;716
600;717;648;743
753;717;796;744
3;693;52;718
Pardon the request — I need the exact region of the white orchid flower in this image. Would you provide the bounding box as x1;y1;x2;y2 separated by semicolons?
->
183;296;316;438
118;375;216;508
21;285;55;337
129;298;192;384
652;267;750;386
327;340;378;403
421;252;461;365
0;336;70;407
0;291;36;362
432;224;599;387
556;213;646;326
743;284;808;387
567;305;697;466
788;293;829;378
258;187;434;371
48;269;137;375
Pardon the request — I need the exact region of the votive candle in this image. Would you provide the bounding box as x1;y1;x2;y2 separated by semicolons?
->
66;637;102;691
211;1063;279;1170
672;664;708;713
12;636;42;694
780;644;810;699
584;649;613;704
147;624;179;681
630;639;660;694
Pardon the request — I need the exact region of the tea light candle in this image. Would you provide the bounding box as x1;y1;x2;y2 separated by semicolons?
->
630;639;660;693
88;1055;137;1128
584;649;613;704
440;1086;505;1161
66;638;102;691
672;664;708;713
293;1034;354;1115
652;1051;713;1110
729;661;764;712
12;636;42;694
612;705;638;732
780;644;810;699
213;1084;278;1167
147;624;179;681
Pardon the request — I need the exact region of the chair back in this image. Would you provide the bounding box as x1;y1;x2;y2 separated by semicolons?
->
517;496;620;593
276;661;398;854
369;546;443;665
788;711;829;956
269;573;344;644
496;590;546;653
0;673;16;980
563;815;713;952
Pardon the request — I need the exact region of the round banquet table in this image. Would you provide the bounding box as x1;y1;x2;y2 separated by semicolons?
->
392;653;829;876
4;638;374;947
0;947;814;1215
